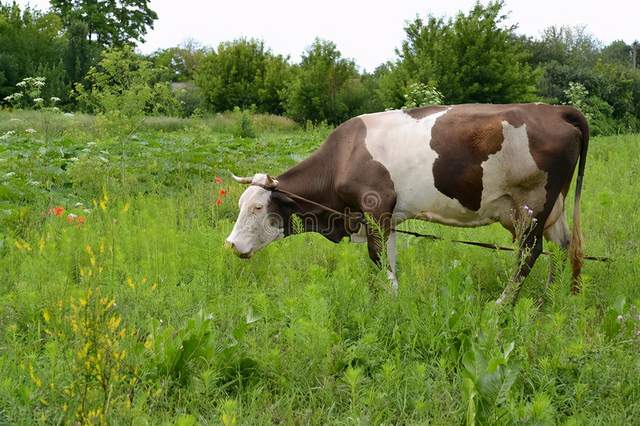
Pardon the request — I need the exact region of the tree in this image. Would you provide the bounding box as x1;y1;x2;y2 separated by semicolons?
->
194;38;291;114
151;40;207;82
395;1;536;104
284;39;362;124
0;2;67;101
50;0;157;47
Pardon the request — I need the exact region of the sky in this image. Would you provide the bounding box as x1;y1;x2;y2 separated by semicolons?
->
16;0;640;72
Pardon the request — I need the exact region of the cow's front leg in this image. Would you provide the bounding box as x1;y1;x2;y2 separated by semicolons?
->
365;212;398;295
387;230;398;294
496;229;543;305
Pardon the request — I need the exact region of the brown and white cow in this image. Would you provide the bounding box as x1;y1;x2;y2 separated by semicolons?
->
225;104;589;303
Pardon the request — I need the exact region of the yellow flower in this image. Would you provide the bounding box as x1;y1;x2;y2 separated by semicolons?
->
42;309;50;323
127;277;135;289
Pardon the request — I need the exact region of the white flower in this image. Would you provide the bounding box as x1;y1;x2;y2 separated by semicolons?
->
50;97;61;103
74;202;84;208
67;213;78;221
63;112;75;118
0;130;16;140
617;314;624;322
4;172;15;178
25;128;37;134
16;81;27;88
28;180;41;186
33;98;44;104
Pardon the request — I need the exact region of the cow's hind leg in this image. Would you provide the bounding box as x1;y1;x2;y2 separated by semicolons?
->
496;221;544;305
543;214;570;285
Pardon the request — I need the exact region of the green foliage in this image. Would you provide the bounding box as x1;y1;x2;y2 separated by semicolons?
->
73;46;179;117
0;3;67;102
390;1;537;106
151;41;207;82
50;0;157;47
284;38;365;124
403;82;444;108
194;38;291;114
232;107;256;138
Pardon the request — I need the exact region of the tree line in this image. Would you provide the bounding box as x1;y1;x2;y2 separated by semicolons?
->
1;0;639;134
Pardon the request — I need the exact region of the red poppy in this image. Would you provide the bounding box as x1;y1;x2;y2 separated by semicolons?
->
51;206;64;217
219;189;227;197
66;213;77;224
77;215;86;225
215;197;222;206
215;176;223;184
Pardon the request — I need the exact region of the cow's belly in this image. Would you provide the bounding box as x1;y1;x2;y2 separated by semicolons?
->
360;109;548;228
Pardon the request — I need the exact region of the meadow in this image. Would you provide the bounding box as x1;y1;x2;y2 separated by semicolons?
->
0;110;639;424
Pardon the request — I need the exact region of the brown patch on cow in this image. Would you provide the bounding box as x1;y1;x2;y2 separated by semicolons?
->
430;108;507;211
403;105;449;120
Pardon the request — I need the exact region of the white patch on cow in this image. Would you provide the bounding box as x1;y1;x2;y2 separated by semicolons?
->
479;121;548;227
360;110;549;230
225;185;284;257
360;108;483;226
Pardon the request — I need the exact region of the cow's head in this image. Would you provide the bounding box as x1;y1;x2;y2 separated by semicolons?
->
225;173;297;258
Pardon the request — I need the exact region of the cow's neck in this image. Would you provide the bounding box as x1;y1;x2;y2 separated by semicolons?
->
276;147;349;242
276;146;339;210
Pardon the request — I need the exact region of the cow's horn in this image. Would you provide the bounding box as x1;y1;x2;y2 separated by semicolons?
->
264;175;279;189
231;173;253;184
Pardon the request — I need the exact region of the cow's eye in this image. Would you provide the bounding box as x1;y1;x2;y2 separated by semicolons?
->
254;204;263;211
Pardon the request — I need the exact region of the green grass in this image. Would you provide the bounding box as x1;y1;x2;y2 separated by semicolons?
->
1;111;639;424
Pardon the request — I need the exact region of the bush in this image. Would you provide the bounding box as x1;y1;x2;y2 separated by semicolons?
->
73;46;180;117
232;107;256;138
563;81;616;135
403;82;444;108
172;82;205;117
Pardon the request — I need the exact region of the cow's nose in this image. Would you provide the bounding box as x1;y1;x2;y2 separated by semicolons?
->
224;239;251;258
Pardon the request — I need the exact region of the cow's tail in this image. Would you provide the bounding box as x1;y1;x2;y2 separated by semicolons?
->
563;107;589;292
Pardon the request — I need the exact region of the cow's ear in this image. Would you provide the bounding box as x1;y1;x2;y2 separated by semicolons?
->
270;191;297;211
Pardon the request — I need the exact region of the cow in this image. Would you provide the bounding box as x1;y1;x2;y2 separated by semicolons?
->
225;104;589;303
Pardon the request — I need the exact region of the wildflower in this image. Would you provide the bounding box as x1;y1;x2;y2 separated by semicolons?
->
64;112;75;118
219;189;227;196
33;97;44;104
617;314;624;322
215;176;224;184
25;128;37;134
66;213;78;224
51;206;64;217
4;172;15;178
77;215;86;225
0;130;16;140
216;197;223;206
50;96;61;103
522;204;533;216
